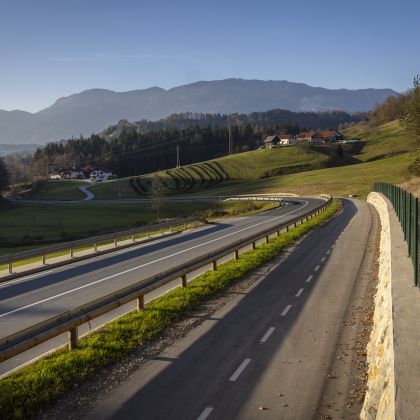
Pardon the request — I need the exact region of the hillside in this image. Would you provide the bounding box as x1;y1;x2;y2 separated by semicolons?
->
91;145;344;199
343;119;418;161
0;79;396;145
90;118;419;200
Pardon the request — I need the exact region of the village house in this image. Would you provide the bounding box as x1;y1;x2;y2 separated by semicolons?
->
50;167;85;180
279;134;297;145
90;168;114;182
296;131;324;144
321;130;344;142
263;135;281;149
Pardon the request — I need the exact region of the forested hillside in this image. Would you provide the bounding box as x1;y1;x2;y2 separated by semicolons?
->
28;109;361;179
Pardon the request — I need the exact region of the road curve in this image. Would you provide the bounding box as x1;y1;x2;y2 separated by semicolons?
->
0;197;322;376
82;198;377;420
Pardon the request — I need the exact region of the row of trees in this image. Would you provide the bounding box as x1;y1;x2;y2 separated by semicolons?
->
0;158;9;196
369;75;420;136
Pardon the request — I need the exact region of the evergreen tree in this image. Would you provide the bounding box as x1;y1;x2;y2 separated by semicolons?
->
0;158;9;194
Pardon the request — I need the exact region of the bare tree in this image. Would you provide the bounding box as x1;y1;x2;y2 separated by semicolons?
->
150;174;165;221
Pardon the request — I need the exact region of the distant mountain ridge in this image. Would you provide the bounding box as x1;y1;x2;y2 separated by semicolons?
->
0;78;397;145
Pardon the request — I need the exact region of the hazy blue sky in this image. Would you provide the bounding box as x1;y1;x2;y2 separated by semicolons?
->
1;0;419;112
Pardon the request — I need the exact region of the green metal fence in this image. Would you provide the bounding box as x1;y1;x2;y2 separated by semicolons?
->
373;182;419;287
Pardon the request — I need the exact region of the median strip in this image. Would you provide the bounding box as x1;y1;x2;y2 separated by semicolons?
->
0;199;341;419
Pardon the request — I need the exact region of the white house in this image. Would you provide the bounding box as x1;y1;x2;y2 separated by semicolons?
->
279;135;296;145
90;168;113;182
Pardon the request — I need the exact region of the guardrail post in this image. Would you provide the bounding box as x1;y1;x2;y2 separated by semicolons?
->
68;327;78;350
234;250;239;260
212;260;217;271
136;295;144;311
181;274;187;287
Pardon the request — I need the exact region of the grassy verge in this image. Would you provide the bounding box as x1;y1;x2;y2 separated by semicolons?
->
0;199;341;419
0;201;274;249
19;180;86;201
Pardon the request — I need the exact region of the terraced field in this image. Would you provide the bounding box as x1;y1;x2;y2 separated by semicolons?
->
91;146;333;199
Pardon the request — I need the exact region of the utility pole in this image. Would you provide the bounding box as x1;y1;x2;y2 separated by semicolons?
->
228;115;233;155
176;144;180;168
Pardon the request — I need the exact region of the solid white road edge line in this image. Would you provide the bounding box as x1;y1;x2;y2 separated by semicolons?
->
260;327;276;343
229;358;251;382
197;406;214;420
0;270;55;287
281;305;292;316
295;288;304;297
0;201;310;319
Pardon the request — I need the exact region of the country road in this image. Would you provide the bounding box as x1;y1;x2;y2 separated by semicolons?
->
0;197;323;376
79;198;377;420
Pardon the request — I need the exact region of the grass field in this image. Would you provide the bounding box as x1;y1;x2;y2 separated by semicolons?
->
0;200;275;250
20;180;86;201
182;152;418;198
343;119;418;162
0;200;340;419
91;146;334;199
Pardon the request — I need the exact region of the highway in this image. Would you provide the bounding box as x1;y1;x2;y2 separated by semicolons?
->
82;199;377;420
0;197;323;376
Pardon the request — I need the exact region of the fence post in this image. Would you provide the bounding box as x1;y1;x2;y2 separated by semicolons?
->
234;250;239;260
70;248;74;258
137;295;145;311
181;274;187;287
415;198;419;287
252;241;256;249
212;260;217;271
42;255;46;265
8;258;13;275
265;236;269;244
114;235;118;247
68;327;78;350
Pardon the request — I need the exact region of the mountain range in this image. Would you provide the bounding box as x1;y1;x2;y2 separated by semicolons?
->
0;78;397;145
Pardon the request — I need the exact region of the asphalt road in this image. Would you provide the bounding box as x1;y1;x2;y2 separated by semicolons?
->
83;198;376;420
0;197;322;376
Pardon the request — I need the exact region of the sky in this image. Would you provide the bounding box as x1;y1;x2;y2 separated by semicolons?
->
0;0;419;112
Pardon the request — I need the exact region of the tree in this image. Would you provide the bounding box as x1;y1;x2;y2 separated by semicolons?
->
405;75;420;137
0;158;9;195
150;174;165;220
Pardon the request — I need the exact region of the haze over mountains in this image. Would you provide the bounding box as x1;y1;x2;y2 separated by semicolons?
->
0;78;397;146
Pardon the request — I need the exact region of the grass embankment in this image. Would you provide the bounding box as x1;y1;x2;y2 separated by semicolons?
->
343;119;418;162
19;180;86;201
183;152;418;198
0;199;341;419
91;146;333;199
0;201;274;252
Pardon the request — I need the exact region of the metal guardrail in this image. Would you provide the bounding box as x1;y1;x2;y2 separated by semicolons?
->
373;182;419;286
0;197;332;363
0;217;206;277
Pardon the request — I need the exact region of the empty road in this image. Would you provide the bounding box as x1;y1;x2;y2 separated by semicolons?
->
83;198;377;420
0;197;323;376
